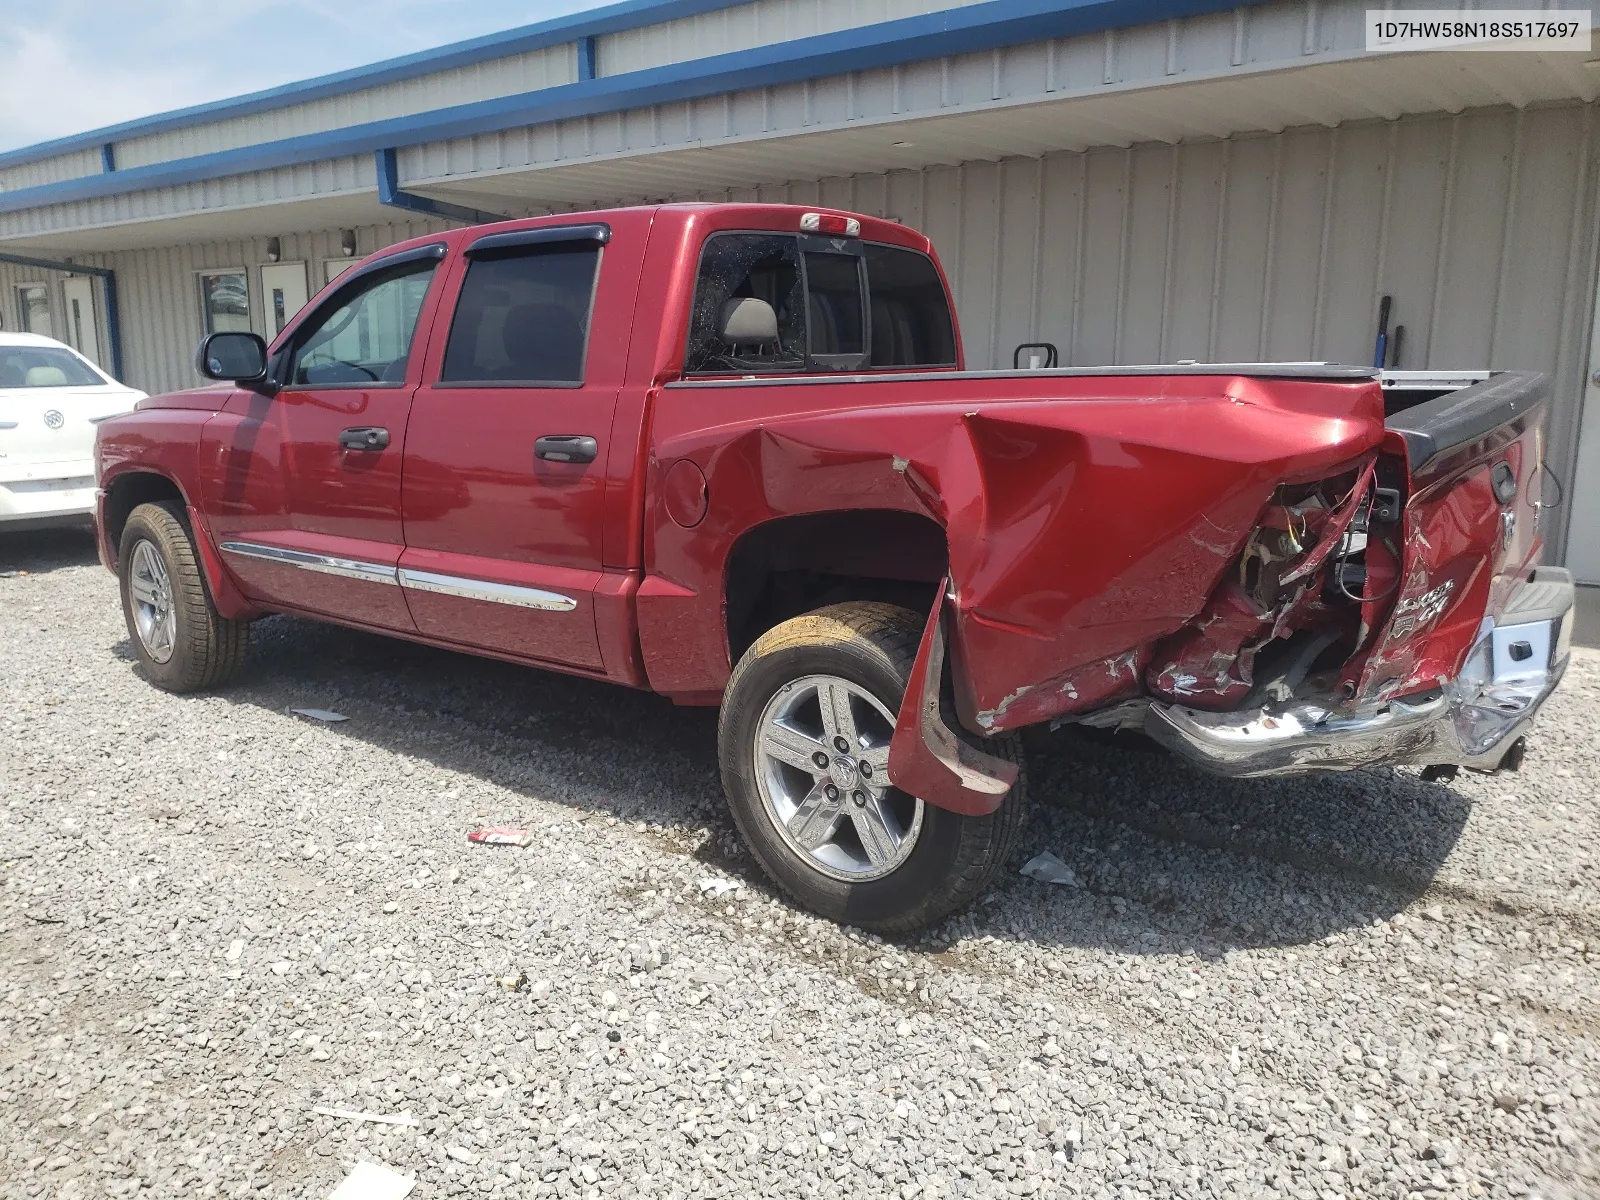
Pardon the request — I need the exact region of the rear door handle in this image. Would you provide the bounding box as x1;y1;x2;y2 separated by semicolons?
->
340;426;389;451
535;435;598;464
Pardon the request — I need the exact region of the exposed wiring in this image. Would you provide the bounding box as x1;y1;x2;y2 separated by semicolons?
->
1333;505;1400;604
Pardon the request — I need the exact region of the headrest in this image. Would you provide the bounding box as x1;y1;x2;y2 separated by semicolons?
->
718;297;778;345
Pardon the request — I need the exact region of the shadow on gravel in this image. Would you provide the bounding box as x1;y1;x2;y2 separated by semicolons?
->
139;612;1470;958
0;523;99;575
991;731;1473;954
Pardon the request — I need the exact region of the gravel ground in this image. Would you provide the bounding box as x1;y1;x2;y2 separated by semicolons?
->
2;525;1597;1200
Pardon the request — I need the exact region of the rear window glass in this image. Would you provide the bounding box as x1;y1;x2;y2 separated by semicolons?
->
864;244;956;367
686;234;807;375
804;252;865;358
685;232;957;375
0;345;103;388
441;243;601;385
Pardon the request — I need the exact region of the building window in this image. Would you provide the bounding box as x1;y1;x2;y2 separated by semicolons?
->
440;241;601;386
199;270;250;335
17;284;52;338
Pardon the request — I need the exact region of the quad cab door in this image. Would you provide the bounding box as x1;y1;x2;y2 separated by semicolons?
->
201;243;449;629
400;222;640;670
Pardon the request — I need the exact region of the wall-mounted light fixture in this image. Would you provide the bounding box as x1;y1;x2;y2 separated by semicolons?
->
265;237;281;263
339;229;358;257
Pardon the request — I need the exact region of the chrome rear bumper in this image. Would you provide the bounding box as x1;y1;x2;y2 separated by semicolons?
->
1144;568;1575;778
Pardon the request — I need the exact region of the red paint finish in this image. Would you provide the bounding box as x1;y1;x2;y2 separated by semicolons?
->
1351;421;1545;701
644;372;1386;732
95;202;1554;817
887;580;1020;816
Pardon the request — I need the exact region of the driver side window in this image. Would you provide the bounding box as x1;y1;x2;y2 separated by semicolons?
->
288;258;437;387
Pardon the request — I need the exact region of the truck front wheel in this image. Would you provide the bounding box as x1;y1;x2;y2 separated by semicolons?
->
118;501;249;693
717;602;1025;934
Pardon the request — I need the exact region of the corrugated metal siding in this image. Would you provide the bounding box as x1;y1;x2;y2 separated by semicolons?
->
113;46;575;169
598;0;991;75
402;0;1590;200
0;147;104;193
677;104;1598;559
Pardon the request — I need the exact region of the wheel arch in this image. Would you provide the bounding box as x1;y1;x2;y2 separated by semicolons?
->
722;508;949;666
101;469;191;568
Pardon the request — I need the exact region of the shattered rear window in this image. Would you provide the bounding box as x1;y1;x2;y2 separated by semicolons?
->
684;234;807;375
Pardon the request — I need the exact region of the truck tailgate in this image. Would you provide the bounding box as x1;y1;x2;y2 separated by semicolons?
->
1358;370;1556;700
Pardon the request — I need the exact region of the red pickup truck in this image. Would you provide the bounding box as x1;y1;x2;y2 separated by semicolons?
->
94;203;1574;932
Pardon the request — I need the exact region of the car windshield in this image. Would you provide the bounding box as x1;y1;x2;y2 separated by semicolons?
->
0;345;104;388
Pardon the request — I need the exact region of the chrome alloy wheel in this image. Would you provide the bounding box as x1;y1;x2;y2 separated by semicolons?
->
753;674;924;881
128;539;177;664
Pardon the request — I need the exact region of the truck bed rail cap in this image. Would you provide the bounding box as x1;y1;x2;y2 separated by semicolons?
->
669;363;1381;388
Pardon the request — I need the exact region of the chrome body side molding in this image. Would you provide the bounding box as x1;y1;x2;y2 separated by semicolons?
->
396;567;577;612
217;541;578;612
219;540;400;585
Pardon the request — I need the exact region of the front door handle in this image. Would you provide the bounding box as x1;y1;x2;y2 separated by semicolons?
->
535;435;598;464
340;426;389;451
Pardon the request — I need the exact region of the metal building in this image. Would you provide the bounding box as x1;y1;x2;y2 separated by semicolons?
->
1;0;1596;577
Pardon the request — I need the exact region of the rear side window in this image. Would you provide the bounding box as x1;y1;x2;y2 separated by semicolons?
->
864;244;956;367
441;243;601;385
0;345;103;388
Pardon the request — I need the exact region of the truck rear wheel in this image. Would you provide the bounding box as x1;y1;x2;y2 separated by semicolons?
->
118;501;248;693
717;602;1025;934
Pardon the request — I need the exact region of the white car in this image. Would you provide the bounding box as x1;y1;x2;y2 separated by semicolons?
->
0;332;145;530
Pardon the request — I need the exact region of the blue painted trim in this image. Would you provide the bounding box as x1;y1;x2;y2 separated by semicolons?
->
0;0;754;171
0;0;1255;217
578;35;599;83
101;143;116;173
0;251;124;381
102;273;125;381
375;148;510;225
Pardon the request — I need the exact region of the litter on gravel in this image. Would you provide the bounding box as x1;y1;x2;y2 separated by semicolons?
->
1020;850;1081;886
291;707;349;723
325;1160;416;1200
698;876;742;898
467;827;536;847
312;1106;420;1127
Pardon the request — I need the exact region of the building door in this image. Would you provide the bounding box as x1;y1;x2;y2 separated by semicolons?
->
1567;278;1600;585
61;277;101;366
259;262;309;341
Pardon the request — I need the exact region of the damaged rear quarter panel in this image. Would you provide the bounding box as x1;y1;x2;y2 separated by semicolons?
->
639;373;1385;731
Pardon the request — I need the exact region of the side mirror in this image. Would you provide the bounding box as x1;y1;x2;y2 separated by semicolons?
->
196;331;268;382
718;297;778;345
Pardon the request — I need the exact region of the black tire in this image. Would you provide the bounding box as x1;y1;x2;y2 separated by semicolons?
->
718;602;1026;934
118;501;248;692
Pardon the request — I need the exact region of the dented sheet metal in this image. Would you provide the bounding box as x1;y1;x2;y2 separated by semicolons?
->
886;581;1020;816
643;370;1390;811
